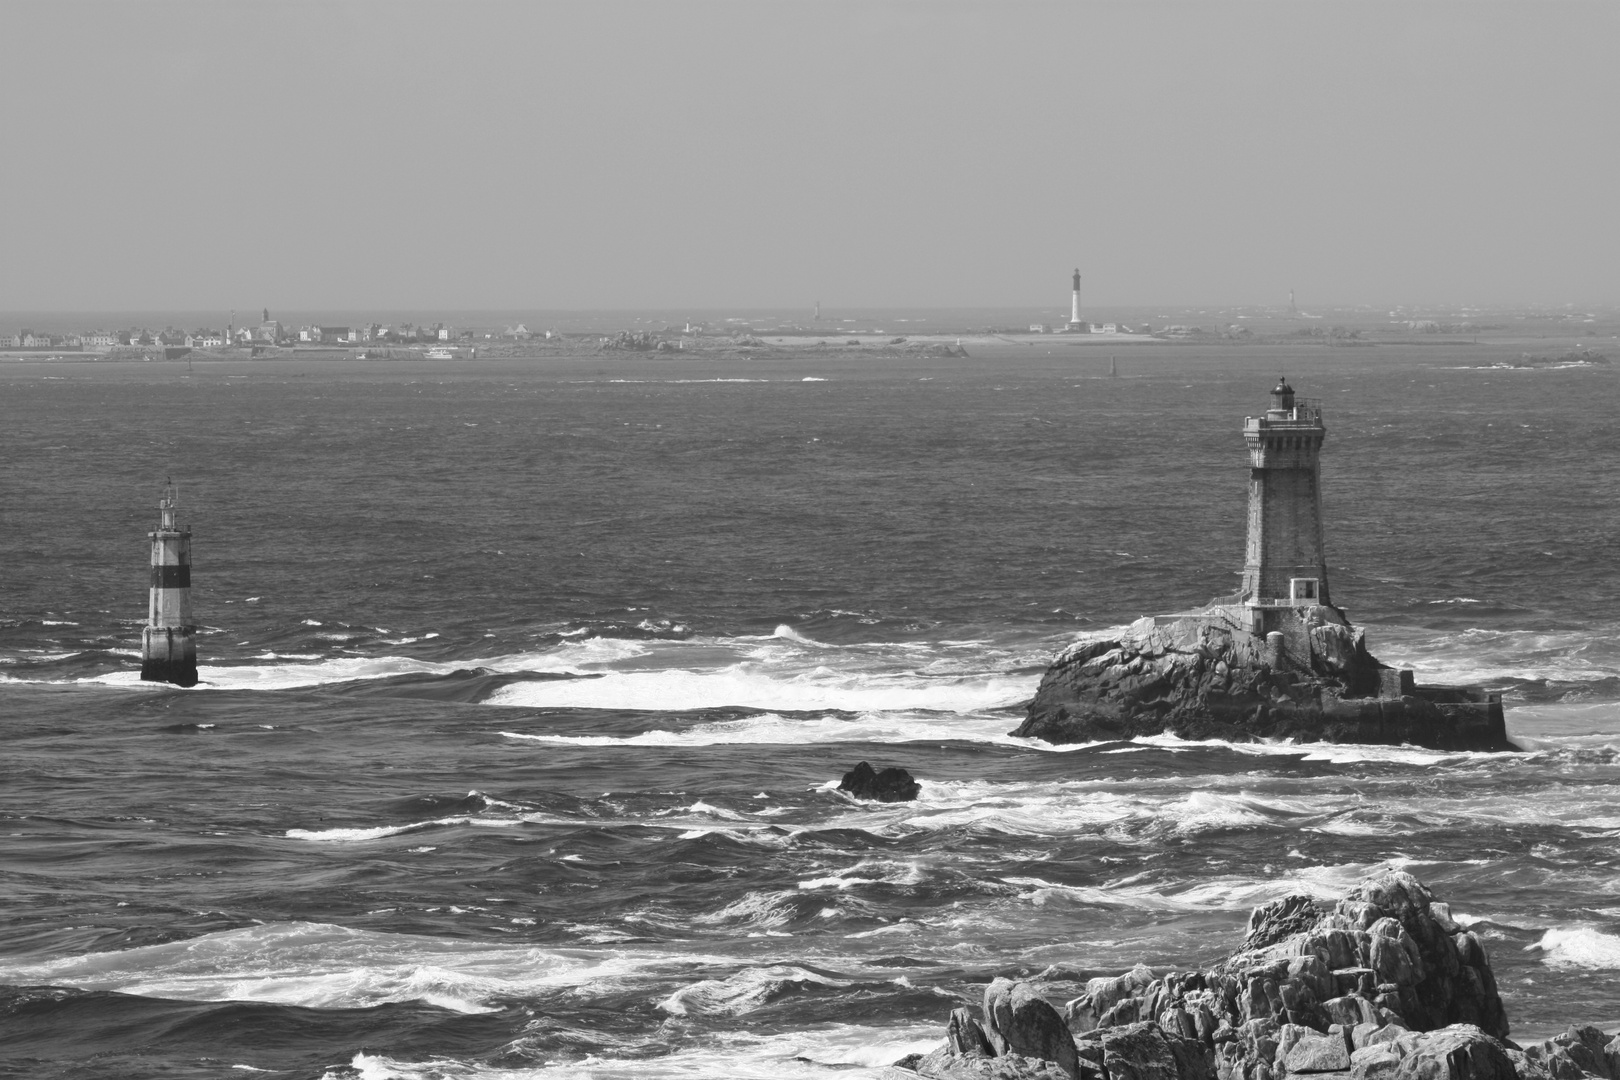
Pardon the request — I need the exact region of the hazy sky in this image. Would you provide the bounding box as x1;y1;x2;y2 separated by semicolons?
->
2;1;1616;311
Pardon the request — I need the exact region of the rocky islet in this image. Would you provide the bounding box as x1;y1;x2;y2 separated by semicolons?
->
889;871;1609;1080
1015;381;1511;753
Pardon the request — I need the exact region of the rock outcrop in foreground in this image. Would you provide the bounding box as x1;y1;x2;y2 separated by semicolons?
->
889;871;1607;1080
1013;607;1512;752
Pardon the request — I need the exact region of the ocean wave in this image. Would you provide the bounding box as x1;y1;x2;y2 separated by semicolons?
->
657;964;851;1017
1151;733;1517;767
34;629;1050;714
1374;625;1620;688
75;637;650;692
500;710;1029;749
691;890;803;931
1001;859;1421;913
1529;927;1620;969
286;816;528;842
486;667;1031;713
797;858;929;892
331;1023;943;1078
814;774;1620;845
0;922;742;1013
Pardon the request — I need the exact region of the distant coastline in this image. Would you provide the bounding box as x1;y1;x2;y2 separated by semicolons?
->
2;305;1613;362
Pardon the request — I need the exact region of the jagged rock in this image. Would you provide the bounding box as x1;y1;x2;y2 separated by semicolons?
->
950;1007;998;1058
1511;1025;1620;1080
1013;608;1512;751
1097;1021;1214;1080
1245;895;1324;951
1071;965;1158;1032
1279;1025;1351;1072
1348;1025;1516;1080
839;761;922;802
985;978;1081;1078
911;874;1526;1080
909;1046;1073;1079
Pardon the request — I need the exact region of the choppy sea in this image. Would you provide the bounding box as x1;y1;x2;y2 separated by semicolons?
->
2;334;1618;1078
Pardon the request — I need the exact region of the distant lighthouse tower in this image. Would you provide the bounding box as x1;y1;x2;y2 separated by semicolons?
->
1240;378;1329;610
141;483;198;686
1068;269;1086;330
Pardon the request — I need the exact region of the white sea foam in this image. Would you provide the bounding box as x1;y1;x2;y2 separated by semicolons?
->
0;922;743;1013
1374;625;1620;687
692;891;799;931
1530;927;1620;968
79;637;649;692
658;964;850;1016
286;817;528;842
810;777;1342;841
332;1022;943;1078
500;710;1028;749
487;666;1030;713
55;630;1049;717
1002;860;1410;913
811;774;1620;849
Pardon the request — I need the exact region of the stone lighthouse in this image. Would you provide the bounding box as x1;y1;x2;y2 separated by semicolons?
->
1067;269;1086;330
1014;376;1512;751
1240;377;1329;611
141;483;198;686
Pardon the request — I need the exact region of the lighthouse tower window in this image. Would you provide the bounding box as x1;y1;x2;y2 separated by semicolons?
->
1290;578;1320;604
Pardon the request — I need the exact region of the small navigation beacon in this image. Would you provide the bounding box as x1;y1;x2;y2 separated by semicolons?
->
140;481;198;686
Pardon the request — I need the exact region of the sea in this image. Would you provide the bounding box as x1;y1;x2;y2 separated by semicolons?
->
2;309;1618;1079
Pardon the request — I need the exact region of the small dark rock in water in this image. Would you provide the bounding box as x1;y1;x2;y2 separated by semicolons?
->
838;761;921;802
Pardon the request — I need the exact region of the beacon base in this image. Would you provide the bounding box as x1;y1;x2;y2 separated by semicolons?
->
141;626;198;687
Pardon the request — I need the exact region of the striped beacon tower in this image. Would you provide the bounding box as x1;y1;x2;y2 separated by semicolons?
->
141;482;198;686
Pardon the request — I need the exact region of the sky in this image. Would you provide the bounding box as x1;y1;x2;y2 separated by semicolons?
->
1;1;1616;312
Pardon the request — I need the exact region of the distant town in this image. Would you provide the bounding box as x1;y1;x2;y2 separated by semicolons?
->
0;301;1610;362
0;310;552;354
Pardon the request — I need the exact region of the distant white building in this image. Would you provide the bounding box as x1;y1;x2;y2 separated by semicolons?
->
1029;324;1046;333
